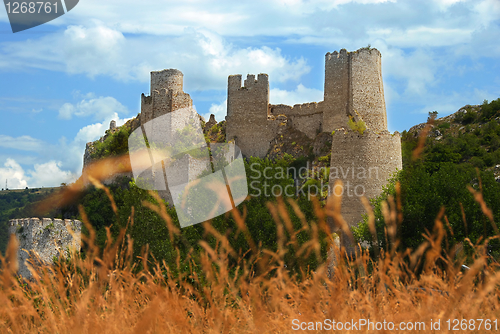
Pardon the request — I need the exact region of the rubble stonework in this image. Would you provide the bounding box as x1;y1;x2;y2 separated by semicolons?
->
9;218;82;278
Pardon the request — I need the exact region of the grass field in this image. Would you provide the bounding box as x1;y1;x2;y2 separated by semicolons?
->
1;176;500;333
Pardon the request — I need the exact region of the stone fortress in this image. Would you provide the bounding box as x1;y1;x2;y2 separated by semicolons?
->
8;218;82;278
95;46;402;238
9;47;400;276
224;47;402;236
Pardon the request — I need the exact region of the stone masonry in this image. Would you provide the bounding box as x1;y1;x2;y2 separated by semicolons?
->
9;218;82;278
140;69;193;125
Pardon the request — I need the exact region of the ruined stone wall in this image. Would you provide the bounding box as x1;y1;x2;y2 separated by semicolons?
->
140;94;153;124
328;129;402;232
269;102;324;139
9;218;82;278
350;49;387;132
226;74;277;158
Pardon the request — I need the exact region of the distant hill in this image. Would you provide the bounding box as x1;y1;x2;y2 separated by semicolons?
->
402;98;500;175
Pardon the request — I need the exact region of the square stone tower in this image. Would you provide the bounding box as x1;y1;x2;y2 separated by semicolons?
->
323;48;387;133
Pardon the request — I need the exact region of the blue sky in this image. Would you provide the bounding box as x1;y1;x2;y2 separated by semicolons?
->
0;0;499;188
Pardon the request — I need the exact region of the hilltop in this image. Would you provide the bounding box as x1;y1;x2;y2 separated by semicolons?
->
402;98;500;174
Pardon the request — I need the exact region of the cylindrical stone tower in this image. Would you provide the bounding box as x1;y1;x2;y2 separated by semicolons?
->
150;69;184;93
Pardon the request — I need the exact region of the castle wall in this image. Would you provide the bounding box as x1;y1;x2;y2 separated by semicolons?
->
269;102;324;139
290;112;323;139
328;129;402;233
226;74;276;158
140;94;153;124
9;218;82;278
323;49;351;132
152;89;172;119
350;49;387;132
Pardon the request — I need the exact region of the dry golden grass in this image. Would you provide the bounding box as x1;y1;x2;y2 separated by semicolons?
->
3;147;500;333
2;177;500;333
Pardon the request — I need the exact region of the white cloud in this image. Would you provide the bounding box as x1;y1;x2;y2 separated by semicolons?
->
62;24;126;78
0;105;133;188
0;135;45;151
64;113;134;175
0;159;28;189
57;95;129;121
270;84;324;105
0;23;311;89
28;161;77;188
378;44;438;97
473;0;500;29
0;158;77;189
206;100;227;122
372;27;473;48
58;103;76;120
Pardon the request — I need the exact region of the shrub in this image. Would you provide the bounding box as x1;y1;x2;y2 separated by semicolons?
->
462;110;476;124
318;153;331;164
347;116;366;135
438;122;450;130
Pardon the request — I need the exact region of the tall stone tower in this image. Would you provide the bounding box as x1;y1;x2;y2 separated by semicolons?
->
323;48;387;132
140;69;193;124
326;48;401;250
225;74;276;158
136;69;203;206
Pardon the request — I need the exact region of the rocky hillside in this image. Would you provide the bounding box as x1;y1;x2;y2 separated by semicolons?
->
402;98;500;177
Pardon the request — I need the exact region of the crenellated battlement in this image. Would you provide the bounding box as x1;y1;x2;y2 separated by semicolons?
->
270;101;323;117
226;47;390;153
325;48;349;61
8;217;82;278
228;74;269;92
